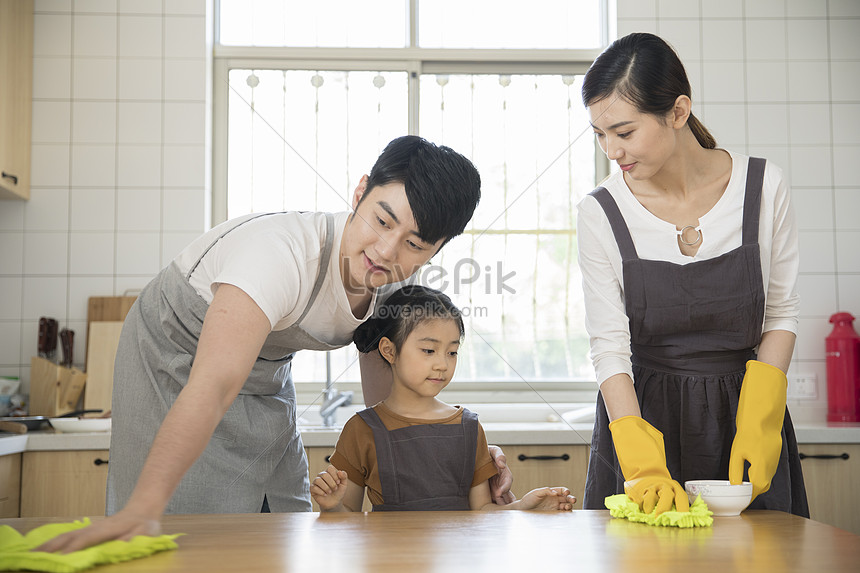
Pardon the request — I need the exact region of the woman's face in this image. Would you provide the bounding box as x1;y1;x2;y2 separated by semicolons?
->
382;318;461;399
588;94;679;181
341;178;443;293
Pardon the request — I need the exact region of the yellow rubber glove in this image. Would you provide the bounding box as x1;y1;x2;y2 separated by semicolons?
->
729;360;787;501
609;415;689;516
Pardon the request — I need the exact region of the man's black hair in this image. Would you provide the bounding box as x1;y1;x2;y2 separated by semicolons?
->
361;135;481;247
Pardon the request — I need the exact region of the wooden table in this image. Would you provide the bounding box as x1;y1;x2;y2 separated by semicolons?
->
3;510;859;572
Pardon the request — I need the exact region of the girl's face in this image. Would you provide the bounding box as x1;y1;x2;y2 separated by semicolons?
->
588;94;681;181
381;318;461;399
341;177;444;293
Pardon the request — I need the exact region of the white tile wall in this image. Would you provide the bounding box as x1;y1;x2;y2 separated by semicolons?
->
746;62;787;102
834;188;860;230
0;0;209;388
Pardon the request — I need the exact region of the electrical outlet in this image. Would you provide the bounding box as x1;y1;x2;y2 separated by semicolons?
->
787;374;818;400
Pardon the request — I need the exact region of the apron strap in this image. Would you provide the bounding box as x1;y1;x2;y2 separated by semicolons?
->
358;408;400;505
589;187;639;261
186;213;277;279
294;212;335;326
186;211;335;328
459;408;479;496
742;157;766;246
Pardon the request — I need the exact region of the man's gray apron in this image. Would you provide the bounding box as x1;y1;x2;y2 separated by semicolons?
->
582;158;809;516
107;213;338;514
357;407;478;511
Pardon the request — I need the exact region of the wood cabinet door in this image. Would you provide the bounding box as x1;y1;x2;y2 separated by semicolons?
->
798;443;860;535
305;447;371;512
502;444;589;506
0;0;33;200
0;453;21;518
20;450;110;517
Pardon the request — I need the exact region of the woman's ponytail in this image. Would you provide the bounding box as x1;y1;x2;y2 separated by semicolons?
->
687;113;716;149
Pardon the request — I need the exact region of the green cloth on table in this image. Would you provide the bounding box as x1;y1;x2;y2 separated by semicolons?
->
0;518;182;573
605;494;714;528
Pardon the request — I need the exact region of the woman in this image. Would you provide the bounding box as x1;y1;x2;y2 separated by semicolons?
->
40;136;512;553
577;33;808;517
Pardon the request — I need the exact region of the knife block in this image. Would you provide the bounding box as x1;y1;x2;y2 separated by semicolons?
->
29;356;87;416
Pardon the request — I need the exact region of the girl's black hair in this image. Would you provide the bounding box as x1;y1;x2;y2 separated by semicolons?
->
360;135;481;247
582;32;716;149
353;285;465;354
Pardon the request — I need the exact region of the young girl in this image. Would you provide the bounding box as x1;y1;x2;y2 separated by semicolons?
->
311;285;576;512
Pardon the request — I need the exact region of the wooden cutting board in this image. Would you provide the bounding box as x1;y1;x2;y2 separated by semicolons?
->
85;296;136;366
87;296;137;324
84;321;124;413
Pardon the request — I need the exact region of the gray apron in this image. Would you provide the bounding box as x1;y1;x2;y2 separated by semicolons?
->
107;213;339;514
357;407;478;511
582;158;809;517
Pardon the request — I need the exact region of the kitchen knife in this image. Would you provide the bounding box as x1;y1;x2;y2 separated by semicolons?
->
59;328;74;368
46;319;59;362
38;317;49;358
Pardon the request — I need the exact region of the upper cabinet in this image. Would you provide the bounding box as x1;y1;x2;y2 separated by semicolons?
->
0;0;33;201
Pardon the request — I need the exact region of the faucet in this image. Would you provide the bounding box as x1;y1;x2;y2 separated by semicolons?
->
319;388;353;428
318;352;353;428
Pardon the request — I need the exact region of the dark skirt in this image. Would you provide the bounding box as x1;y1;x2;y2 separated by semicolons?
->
582;365;809;517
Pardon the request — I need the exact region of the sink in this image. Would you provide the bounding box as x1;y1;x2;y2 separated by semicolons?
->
296;424;342;432
458;403;596;425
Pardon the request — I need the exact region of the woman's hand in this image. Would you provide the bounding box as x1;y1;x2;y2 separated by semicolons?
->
487;445;516;504
310;465;350;511
33;509;161;554
518;487;576;511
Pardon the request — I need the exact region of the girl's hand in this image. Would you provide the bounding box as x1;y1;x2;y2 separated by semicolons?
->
310;465;349;511
519;487;576;511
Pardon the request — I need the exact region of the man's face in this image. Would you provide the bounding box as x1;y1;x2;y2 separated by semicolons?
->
340;178;444;293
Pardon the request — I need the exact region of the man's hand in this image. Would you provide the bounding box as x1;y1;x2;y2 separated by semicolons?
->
488;445;516;504
34;510;161;554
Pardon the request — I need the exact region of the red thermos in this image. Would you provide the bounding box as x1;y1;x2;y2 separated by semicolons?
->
826;312;860;423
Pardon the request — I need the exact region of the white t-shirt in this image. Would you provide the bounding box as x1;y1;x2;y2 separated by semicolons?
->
576;150;800;386
174;210;405;348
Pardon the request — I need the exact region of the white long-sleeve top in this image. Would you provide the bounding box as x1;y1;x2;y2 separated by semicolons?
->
576;150;800;386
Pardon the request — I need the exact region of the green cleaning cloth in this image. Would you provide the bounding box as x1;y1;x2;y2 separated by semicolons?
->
0;518;182;573
604;494;714;528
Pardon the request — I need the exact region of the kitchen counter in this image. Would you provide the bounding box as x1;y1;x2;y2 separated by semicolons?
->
2;421;860;454
2;510;858;572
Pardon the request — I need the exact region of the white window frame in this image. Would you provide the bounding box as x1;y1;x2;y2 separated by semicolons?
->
211;1;612;399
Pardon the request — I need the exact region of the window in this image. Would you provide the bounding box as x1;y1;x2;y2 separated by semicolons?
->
214;1;610;387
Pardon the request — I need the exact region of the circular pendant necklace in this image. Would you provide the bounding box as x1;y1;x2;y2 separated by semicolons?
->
677;225;702;246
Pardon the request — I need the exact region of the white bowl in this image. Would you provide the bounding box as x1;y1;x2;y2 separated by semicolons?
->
685;480;752;516
49;418;112;433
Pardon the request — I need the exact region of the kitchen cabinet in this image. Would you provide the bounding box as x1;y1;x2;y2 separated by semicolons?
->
798;443;860;535
501;444;589;506
305;447;371;511
0;0;33;200
0;453;21;518
20;450;109;517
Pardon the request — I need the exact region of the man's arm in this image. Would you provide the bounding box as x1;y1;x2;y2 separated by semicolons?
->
358;350;393;406
37;284;272;552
